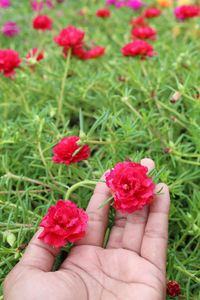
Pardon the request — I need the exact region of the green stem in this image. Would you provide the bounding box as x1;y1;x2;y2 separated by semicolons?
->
175;157;200;166
173;149;200;158
174;265;200;284
56;48;71;127
65;180;97;200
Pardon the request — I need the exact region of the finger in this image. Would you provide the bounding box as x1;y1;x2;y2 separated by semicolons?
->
122;158;155;253
141;183;170;274
76;173;111;247
18;229;60;272
106;210;127;249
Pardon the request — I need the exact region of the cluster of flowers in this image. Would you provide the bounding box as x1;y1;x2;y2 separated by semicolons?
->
36;135;156;247
0;22;105;78
174;5;199;20
31;0;64;11
54;26;105;60
106;0;143;10
121;7;161;59
0;48;45;78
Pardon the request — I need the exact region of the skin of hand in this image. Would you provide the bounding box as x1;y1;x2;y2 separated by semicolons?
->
3;158;170;300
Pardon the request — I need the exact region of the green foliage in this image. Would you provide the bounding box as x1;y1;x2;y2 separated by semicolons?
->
0;0;200;298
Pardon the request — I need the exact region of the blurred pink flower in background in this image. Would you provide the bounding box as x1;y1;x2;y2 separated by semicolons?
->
31;1;44;12
116;1;126;8
126;0;142;10
106;0;116;4
106;0;142;9
0;0;10;8
3;22;20;37
46;0;55;9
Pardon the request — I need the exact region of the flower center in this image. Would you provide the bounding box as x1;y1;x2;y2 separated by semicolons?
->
122;184;130;191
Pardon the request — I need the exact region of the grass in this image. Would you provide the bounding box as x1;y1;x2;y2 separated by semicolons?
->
0;0;200;298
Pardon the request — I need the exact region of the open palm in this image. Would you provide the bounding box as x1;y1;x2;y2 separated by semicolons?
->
4;159;170;300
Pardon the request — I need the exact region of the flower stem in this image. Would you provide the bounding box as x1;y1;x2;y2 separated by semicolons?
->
56;48;71;127
174;265;200;284
65;180;97;200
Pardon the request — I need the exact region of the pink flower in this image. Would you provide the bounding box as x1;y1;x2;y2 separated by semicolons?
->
126;0;142;10
38;199;88;247
106;0;116;4
130;16;147;27
174;5;199;19
78;9;86;16
26;48;45;69
54;26;85;47
0;49;22;78
96;8;111;17
64;44;105;60
105;161;155;213
121;40;157;57
131;26;156;40
46;0;54;9
116;1;126;8
0;0;10;8
167;281;181;297
32;15;53;30
31;1;44;12
143;7;162;18
3;22;20;37
52;136;90;165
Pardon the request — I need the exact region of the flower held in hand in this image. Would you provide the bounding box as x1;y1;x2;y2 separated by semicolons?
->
38;199;88;247
52;136;90;165
105;161;155;213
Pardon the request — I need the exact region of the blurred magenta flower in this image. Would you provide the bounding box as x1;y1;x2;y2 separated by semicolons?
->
46;0;54;9
106;0;116;4
126;0;142;10
116;1;126;8
3;22;20;37
0;0;10;8
31;1;44;12
174;5;199;19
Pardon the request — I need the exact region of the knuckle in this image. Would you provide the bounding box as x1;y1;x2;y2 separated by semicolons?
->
87;210;105;223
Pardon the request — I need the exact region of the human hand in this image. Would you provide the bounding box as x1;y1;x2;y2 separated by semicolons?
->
3;158;170;300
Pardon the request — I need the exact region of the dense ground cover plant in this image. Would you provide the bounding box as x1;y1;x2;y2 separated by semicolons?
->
0;0;200;298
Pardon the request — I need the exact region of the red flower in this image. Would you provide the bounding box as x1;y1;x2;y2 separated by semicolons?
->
26;48;44;68
96;8;111;17
54;26;85;48
130;16;147;27
63;44;105;60
144;7;162;18
52;136;90;165
167;281;181;297
32;15;53;30
0;49;21;78
87;46;105;59
131;26;156;40
38;199;88;247
105;161;155;214
121;40;157;57
174;5;199;19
